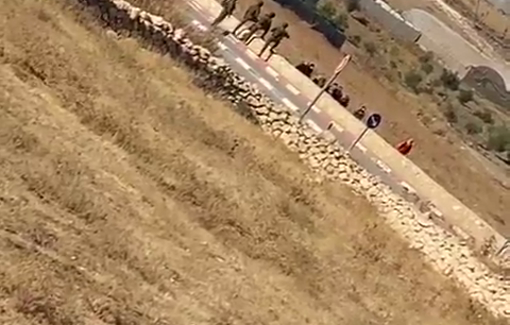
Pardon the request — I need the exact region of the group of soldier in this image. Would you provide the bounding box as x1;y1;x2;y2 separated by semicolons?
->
295;61;352;108
211;0;289;58
209;0;415;155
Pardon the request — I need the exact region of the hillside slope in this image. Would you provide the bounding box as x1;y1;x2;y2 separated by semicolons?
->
0;0;505;324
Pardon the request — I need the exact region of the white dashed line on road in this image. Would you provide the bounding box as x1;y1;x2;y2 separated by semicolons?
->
218;42;227;50
282;98;299;112
307;120;323;133
191;19;208;31
235;57;251;70
259;78;274;90
357;143;367;152
375;159;392;174
401;181;416;194
266;66;279;78
307;102;321;112
286;84;300;95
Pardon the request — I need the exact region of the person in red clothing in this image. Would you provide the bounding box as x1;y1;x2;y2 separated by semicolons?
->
396;138;414;156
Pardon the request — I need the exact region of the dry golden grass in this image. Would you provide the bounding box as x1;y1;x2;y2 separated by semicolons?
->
0;0;507;324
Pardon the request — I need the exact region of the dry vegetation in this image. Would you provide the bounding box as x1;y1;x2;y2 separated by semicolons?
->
0;0;508;324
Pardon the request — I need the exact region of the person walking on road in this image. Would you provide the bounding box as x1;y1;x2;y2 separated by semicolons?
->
396;138;414;156
241;12;276;43
232;1;264;35
211;0;238;27
257;22;289;58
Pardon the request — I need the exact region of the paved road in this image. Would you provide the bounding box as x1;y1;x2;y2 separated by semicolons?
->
185;1;418;201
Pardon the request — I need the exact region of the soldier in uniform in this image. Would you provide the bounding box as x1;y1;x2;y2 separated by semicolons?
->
257;22;290;58
211;0;238;27
232;1;264;35
241;12;276;43
313;75;326;88
296;61;315;78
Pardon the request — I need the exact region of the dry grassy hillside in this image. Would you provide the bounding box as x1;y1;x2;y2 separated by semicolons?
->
0;0;506;324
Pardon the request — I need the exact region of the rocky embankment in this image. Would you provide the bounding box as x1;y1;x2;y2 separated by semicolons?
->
77;0;510;318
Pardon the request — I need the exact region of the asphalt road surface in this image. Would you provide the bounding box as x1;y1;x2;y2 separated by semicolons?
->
185;1;417;200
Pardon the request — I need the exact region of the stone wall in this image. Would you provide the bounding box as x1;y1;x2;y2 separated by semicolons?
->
76;0;510;318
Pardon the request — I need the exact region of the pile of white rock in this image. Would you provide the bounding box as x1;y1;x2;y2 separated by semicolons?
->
78;0;510;318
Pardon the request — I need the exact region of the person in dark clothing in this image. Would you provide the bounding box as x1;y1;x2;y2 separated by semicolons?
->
353;105;366;120
241;12;276;43
327;82;343;101
339;94;350;108
232;1;264;35
258;22;289;57
313;75;326;88
296;61;315;77
211;0;237;27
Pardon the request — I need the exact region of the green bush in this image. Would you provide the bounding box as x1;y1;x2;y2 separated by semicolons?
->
487;126;510;152
439;69;460;91
318;1;337;18
363;41;377;56
346;0;360;12
334;12;349;30
473;109;494;124
419;51;434;63
404;70;423;93
420;62;434;75
444;104;457;124
458;89;474;105
465;121;482;135
350;34;361;46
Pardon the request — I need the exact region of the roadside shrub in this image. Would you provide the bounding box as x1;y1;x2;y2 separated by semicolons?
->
487;126;510;152
318;1;337;19
473;109;494;124
444;104;457;124
350;34;361;46
364;41;377;56
419;51;434;63
404;70;423;93
346;0;360;12
334;12;349;30
458;89;474;105
465;121;482;135
420;62;434;75
439;69;460;91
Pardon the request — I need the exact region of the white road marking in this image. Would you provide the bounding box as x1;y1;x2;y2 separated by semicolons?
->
266;66;279;78
191;19;207;31
218;42;227;50
282;98;299;112
306;102;321;112
330;121;344;132
235;57;251;70
357;143;367;152
286;84;300;95
375;159;392;173
307;120;323;133
401;181;417;194
245;49;259;59
259;78;274;90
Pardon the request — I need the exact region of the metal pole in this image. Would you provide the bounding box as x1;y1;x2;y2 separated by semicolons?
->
474;0;481;26
347;126;369;152
298;69;340;122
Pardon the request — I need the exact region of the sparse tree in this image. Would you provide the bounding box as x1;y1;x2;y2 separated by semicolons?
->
346;0;360;12
465;121;482;135
404;70;423;93
439;68;460;91
364;41;377;56
458;89;474;105
473;109;494;125
487;126;510;152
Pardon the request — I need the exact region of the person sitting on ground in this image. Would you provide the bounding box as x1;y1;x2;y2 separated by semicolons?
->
339;94;350;108
296;61;315;77
211;0;238;27
232;0;264;35
328;83;343;102
396;138;414;156
313;74;326;88
353;105;366;120
241;12;276;43
257;22;290;58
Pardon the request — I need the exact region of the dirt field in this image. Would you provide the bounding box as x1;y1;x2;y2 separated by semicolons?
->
222;0;510;236
0;0;507;324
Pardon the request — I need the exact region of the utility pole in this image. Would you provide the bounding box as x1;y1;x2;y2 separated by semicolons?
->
298;54;351;123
